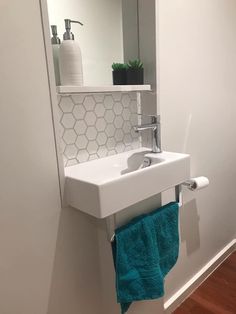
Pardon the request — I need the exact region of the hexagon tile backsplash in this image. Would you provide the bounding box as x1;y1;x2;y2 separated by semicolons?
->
57;92;141;167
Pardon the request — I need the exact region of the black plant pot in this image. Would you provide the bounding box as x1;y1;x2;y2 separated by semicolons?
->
112;69;127;85
127;68;144;85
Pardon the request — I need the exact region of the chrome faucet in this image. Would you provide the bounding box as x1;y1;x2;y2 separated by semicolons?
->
134;114;162;153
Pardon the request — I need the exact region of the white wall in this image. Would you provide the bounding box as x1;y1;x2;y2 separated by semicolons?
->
159;0;236;301
2;1;235;314
0;0;62;313
47;0;124;85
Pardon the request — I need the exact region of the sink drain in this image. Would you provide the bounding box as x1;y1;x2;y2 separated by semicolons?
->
140;157;152;169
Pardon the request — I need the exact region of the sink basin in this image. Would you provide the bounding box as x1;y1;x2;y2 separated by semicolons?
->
65;147;190;218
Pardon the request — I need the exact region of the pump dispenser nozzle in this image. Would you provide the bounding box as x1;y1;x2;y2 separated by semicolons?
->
50;25;61;85
63;19;83;40
51;25;61;44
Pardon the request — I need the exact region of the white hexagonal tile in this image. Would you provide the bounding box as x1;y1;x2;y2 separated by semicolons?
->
114;116;124;129
77;150;89;163
63;129;77;144
64;144;78;159
122;94;131;107
97;146;108;158
132;140;141;149
93;94;105;103
96;132;107;145
60;139;66;153
86;126;97;140
62;159;67;166
62;157;67;166
58;107;63;120
87;141;98;154
124;134;132;145
112;93;122;102
123;121;132;134
124;145;132;152
130;113;138;125
129;92;137;101
59;96;74;113
104;95;114;109
106;138;116;150
105;110;115;123
94;103;105;117
114;102;123;115
74;120;87;135
58;90;142;167
95;118;106;132
130;100;137;113
105;124;116;137
58;123;64;138
131;127;139;139
122;108;131;121
73;104;86;120
71;94;85;104
85;111;96;126
115;129;124;142
115;142;125;153
83;96;96;111
107;149;116;156
61;113;76;128
75;135;88;149
66;159;78;167
89;154;98;161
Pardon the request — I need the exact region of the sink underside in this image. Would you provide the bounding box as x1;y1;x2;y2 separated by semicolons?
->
65;148;190;218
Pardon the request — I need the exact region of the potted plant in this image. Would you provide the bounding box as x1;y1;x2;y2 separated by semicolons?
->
112;63;127;85
127;59;144;85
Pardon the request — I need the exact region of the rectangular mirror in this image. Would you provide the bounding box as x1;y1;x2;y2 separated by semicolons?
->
47;0;139;86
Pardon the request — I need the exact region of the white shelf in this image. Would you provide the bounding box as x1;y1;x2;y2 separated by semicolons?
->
57;84;151;94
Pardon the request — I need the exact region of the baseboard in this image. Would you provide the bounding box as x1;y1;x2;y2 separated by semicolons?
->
164;239;236;313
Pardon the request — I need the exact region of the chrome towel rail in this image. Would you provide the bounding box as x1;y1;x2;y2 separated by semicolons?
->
106;177;209;242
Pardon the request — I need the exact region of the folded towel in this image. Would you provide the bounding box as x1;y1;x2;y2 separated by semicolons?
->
112;202;179;313
151;202;180;277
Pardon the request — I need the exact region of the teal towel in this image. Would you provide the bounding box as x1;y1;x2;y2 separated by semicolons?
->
112;202;179;314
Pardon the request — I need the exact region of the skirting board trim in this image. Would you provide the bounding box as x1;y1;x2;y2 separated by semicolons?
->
164;239;236;313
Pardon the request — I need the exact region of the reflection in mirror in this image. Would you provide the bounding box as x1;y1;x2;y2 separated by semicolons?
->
47;0;139;86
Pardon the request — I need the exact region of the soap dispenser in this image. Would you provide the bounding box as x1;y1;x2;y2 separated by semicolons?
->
51;25;61;86
59;19;84;86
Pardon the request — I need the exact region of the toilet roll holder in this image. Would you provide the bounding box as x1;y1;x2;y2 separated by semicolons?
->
106;176;209;242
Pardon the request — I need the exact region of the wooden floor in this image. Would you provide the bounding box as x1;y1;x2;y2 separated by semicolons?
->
174;252;236;314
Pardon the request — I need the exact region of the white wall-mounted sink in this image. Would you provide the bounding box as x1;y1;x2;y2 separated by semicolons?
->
65;148;190;218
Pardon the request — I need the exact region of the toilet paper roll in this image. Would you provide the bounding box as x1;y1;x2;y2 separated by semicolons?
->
187;176;209;191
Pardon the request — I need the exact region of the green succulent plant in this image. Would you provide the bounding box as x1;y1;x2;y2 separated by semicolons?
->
112;63;128;71
128;59;143;69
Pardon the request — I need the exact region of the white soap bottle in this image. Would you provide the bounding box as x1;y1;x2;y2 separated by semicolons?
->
59;19;84;86
51;25;61;86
